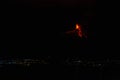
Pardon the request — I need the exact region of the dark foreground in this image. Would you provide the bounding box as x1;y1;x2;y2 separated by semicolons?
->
0;60;120;80
0;65;101;80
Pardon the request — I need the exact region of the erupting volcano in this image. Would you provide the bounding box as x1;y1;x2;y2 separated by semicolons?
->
66;23;87;38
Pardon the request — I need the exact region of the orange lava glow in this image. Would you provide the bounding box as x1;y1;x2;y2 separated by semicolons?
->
76;24;80;30
75;24;83;37
66;23;87;38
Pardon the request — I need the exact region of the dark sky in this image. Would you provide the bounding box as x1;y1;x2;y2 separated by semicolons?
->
7;0;96;25
1;0;96;58
8;0;95;6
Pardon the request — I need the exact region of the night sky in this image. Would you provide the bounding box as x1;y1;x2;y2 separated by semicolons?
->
2;2;120;80
1;0;96;58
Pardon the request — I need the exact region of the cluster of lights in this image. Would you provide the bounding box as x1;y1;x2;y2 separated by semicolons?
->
0;59;49;67
0;58;120;67
64;58;104;67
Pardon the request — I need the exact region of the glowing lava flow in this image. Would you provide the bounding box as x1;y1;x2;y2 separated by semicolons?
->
75;24;83;37
76;24;80;30
66;23;87;38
